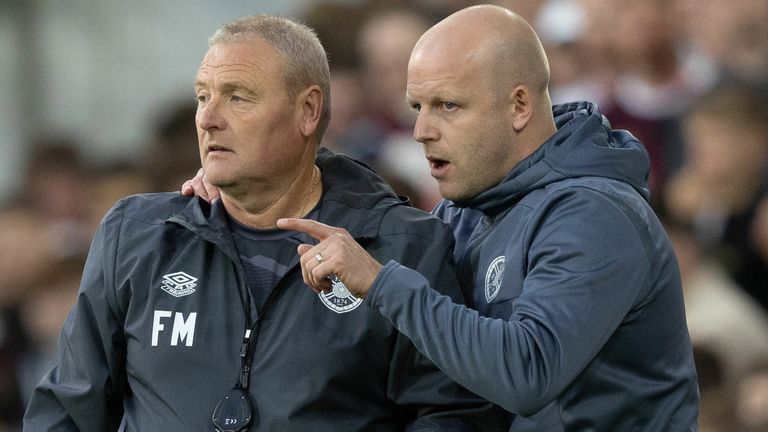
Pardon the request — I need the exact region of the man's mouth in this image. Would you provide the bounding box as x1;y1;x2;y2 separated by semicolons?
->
427;157;450;177
433;160;447;168
428;156;448;168
207;144;231;153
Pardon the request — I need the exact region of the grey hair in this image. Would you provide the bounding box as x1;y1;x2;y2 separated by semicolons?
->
209;15;331;141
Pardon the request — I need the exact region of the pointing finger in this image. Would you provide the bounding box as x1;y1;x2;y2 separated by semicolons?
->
277;218;340;240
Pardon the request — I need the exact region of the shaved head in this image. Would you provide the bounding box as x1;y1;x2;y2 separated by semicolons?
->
412;5;550;101
405;4;557;202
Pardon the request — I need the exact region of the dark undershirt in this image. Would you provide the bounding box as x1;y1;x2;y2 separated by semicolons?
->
227;206;320;314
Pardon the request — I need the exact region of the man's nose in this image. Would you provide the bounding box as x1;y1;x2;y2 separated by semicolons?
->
197;99;225;131
413;111;437;144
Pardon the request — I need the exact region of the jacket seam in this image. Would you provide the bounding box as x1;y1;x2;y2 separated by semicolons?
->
378;205;450;243
546;183;654;306
110;199;128;323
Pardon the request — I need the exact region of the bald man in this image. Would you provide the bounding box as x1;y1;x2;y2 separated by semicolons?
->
243;4;696;430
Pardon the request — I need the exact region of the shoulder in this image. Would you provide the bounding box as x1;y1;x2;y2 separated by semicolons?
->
521;179;659;263
523;177;652;227
100;192;204;229
378;205;454;243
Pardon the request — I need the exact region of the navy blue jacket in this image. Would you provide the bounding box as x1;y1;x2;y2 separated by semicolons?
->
24;150;506;431
367;102;699;431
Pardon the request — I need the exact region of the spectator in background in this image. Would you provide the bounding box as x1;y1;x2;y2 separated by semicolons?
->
664;84;768;311
581;0;715;202
300;1;363;72
357;7;429;141
323;66;367;158
691;344;737;432
356;7;442;210
302;2;441;210
666;217;768;386
734;360;768;432
533;0;608;106
15;139;94;258
315;4;442;210
16;255;84;405
675;0;768;97
752;198;768;271
300;2;367;157
0;139;94;430
0;208;58;310
145;102;203;193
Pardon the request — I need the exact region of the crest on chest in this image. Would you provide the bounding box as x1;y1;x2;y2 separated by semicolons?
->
318;276;363;314
484;256;505;303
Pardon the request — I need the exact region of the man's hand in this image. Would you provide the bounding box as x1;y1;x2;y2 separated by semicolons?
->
180;168;221;202
276;218;383;298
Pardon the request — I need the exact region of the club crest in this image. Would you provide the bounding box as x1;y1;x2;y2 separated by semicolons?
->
318;276;363;314
160;271;198;298
485;256;505;303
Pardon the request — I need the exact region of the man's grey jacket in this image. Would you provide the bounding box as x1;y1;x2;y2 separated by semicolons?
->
367;102;700;431
24;150;505;431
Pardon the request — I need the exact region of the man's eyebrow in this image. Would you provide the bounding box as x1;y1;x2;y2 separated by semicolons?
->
219;82;251;94
193;79;207;91
193;80;259;97
406;94;447;106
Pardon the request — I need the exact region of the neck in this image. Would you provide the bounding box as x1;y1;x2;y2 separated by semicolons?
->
517;107;558;163
222;164;322;229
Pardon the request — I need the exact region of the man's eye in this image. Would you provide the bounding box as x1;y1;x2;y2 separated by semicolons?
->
196;94;209;103
411;103;422;112
440;102;457;111
231;95;244;102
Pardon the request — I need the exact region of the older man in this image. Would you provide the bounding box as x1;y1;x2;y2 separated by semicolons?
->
24;15;504;431
280;5;699;431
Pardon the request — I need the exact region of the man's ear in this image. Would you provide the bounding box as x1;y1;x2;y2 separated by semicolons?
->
298;85;323;138
509;85;533;132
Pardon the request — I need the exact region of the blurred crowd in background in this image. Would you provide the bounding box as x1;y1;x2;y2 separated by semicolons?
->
1;0;767;430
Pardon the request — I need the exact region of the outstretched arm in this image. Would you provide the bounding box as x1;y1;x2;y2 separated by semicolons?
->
280;192;653;415
278;216;509;429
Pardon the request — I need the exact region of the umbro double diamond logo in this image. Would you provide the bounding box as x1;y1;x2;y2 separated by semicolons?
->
161;271;198;298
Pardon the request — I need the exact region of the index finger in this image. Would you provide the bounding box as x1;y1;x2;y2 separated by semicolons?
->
276;218;338;240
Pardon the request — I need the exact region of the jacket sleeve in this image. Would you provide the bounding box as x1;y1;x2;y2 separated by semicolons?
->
377;211;509;431
24;202;128;431
368;191;651;415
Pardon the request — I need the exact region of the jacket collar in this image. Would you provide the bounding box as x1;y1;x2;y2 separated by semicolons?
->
451;101;650;217
168;148;405;242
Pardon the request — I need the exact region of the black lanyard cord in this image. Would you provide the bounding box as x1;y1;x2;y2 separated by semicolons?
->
238;329;253;389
